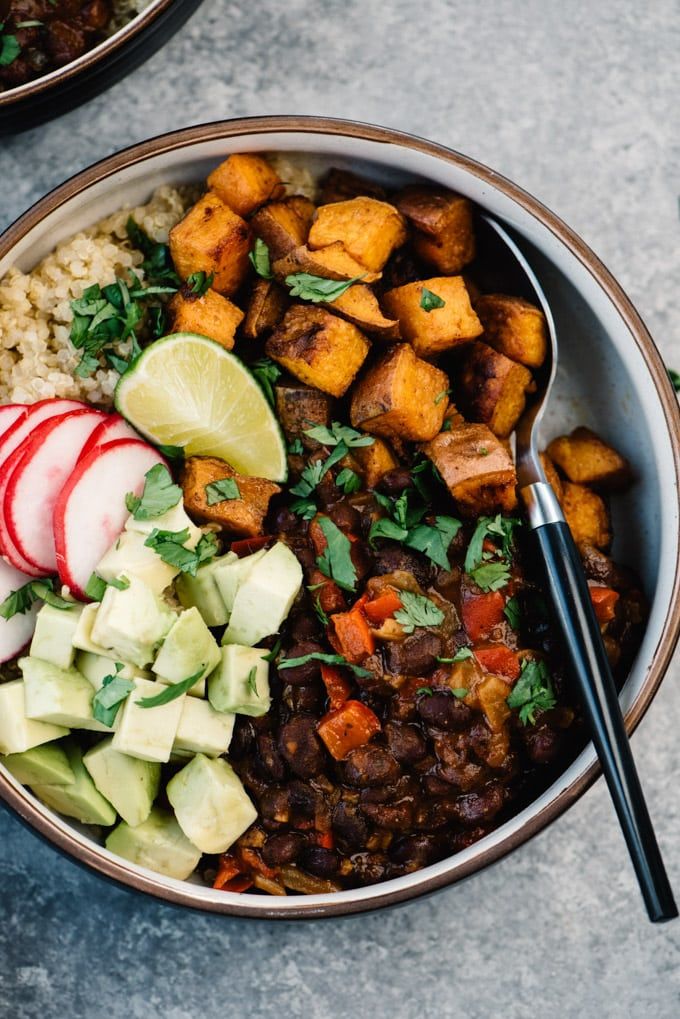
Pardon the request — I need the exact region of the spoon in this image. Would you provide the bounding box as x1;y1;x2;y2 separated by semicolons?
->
481;213;677;923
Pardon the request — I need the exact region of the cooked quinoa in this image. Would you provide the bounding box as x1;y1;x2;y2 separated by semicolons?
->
0;185;192;408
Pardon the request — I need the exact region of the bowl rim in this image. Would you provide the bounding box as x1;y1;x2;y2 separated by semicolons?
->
0;0;173;106
1;114;679;919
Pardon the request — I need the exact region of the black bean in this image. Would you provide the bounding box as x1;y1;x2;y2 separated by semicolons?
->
262;832;306;867
450;783;505;827
278;716;325;778
523;723;563;765
343;745;401;787
360;798;414;831
348;851;390;885
290;614;322;641
273;506;300;534
386;631;442;675
374;543;432;588
389;834;439;868
301;845;340;878
332;800;369;851
328;501;361;533
278;641;324;684
258;786;291;824
417;691;471;731
286;684;325;714
257;732;286;782
384;721;427;765
377;468;413;495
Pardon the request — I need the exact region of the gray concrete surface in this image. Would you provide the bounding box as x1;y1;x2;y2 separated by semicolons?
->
1;1;680;1016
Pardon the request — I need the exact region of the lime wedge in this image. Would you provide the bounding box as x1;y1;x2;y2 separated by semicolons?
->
115;334;287;482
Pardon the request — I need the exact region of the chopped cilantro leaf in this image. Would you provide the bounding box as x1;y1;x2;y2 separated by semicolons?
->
138;668;205;708
394;591;444;634
285;273;362;303
315;517;357;592
506;659;556;725
420;287;446;312
205;478;241;505
303;421;374;448
125;464;182;520
278;651;371;678
92;668;134;728
249;238;274;279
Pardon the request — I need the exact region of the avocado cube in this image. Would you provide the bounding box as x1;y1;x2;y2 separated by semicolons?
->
208;645;270;716
83;737;161;827
167;754;257;854
111;679;185;763
20;657;111;733
152;607;221;698
2;740;74;786
106;807;201;880
31;741;116;826
213;549;266;613
96;530;178;596
173;697;235;757
91;576;176;669
125;502;203;546
75;652;150;692
175;552;237;627
72;603;116;659
0;681;68;755
29;603;83;670
222;542;302;647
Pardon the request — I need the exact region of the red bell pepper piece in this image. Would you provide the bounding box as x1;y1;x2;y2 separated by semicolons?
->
363;589;403;625
590;586;620;624
330;597;375;662
230;535;272;557
474;644;521;681
462;590;506;641
321;664;352;709
317;699;381;760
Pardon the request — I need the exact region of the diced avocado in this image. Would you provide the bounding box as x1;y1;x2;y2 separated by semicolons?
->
72;603;117;659
175;552;237;627
208;645;270;717
0;680;68;755
75;652;150;692
125;503;203;546
29;603;83;670
83;737;160;827
152;607;221;698
222;542;302;647
20;657;111;733
2;740;74;786
106;807;201;880
173;697;235;757
167;754;257;854
96;530;178;596
213;549;266;613
31;740;116;826
111;678;185;763
91;576;176;669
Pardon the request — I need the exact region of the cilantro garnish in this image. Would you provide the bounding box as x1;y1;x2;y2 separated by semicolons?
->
144;529;217;576
125;464;182;520
185;271;214;297
303;421;374;448
0;578;74;620
246;666;259;697
278;651;371;678
394;591;445;634
249;238;274;279
205;478;241;505
285;273;362;303
250;357;281;406
107;576;130;591
315;516;357;592
138;668;205;708
506;659;556;725
667;368;680;392
368;489;461;570
125;218;180;286
84;573;108;602
92;666;134;728
437;648;473;663
288;438;304;455
420;287;446;312
0;27;20;67
464;514;521;593
335;467;361;494
504;595;522;630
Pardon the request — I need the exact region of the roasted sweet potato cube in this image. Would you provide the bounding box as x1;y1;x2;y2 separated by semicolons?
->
266;306;370;397
308;198;407;273
422;424;517;516
207;154;284;217
382;276;482;357
319;168;387;205
350;343;448;442
331;285;400;340
455;341;534;438
242;279;289;340
547;427;632;490
169;192;251;297
168;287;244;350
272;243;381;284
561;481;611;549
539;452;564;501
352;437;399;488
475;294;547;369
275;383;334;451
396;185;475;273
251;196;315;260
181;457;280;537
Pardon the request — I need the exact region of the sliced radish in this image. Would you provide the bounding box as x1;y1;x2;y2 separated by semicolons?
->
0;399;86;472
78;414;140;462
53;438;168;599
0;406;28;442
0;558;39;663
4;409;107;575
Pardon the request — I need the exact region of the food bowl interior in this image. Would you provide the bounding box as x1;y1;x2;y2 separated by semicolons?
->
1;125;677;917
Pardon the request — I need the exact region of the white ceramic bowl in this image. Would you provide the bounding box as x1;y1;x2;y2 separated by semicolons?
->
1;116;679;918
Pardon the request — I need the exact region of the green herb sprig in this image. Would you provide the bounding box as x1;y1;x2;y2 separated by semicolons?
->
506;658;556;725
138;668;205;708
0;578;74;620
125;464;182;521
285;273;362;304
394;591;444;634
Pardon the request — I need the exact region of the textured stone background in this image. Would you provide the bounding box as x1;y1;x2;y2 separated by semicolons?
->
1;1;680;1016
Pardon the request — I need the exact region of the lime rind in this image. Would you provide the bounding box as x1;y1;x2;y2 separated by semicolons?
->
114;333;287;483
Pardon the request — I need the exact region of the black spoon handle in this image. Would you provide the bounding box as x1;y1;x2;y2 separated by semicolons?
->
531;515;677;922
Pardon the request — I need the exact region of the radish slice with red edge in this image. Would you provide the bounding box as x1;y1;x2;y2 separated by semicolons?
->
78;414;140;462
4;409;108;575
0;558;40;664
0;399;86;473
53;438;169;600
0;406;28;443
